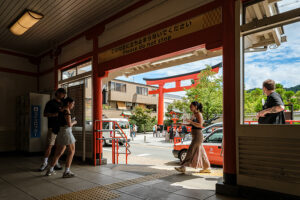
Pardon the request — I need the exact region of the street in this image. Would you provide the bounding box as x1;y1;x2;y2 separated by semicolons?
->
102;132;223;177
103;132;178;165
103;141;177;163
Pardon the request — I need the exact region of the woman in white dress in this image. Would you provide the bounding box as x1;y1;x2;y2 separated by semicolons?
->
46;97;77;178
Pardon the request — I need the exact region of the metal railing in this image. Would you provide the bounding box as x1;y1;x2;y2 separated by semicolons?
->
244;120;300;125
93;120;131;166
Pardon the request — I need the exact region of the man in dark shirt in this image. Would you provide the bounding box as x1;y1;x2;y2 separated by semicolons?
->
39;88;66;171
257;79;285;124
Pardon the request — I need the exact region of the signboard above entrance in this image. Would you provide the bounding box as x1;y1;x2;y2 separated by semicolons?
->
98;7;222;63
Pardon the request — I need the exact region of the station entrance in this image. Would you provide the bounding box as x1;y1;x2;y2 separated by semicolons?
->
1;0;300;199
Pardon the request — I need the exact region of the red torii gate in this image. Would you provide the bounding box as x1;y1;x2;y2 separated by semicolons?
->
144;62;222;126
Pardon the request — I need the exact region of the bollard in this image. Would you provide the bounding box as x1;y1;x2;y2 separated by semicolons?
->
144;135;146;143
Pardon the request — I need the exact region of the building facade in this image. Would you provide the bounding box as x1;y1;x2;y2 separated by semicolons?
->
103;79;158;118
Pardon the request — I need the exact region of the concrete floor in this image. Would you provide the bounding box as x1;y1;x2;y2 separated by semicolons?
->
0;155;244;200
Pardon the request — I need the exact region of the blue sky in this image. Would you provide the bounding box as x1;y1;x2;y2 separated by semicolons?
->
117;0;300;96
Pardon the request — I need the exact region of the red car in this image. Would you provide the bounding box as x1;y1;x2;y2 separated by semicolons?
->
172;128;223;166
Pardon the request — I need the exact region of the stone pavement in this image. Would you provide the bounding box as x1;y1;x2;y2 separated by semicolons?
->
0;155;243;200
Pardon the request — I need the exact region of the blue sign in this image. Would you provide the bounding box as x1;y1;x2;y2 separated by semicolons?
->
31;105;41;138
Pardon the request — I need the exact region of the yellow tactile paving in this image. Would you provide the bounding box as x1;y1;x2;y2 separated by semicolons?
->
43;170;176;200
44;165;222;200
192;169;223;177
44;186;119;200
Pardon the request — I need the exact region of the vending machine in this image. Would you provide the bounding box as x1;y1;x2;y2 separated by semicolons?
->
16;93;50;152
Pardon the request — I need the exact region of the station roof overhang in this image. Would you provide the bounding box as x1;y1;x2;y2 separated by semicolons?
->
102;0;285;84
0;0;285;73
0;0;144;56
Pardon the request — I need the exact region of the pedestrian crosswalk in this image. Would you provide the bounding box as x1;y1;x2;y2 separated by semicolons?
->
136;153;151;157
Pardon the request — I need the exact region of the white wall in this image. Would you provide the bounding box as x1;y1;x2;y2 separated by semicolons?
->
39;55;54;93
0;53;37;151
99;0;213;47
59;36;93;65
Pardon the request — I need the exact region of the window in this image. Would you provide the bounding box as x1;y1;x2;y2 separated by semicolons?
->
147;104;157;112
110;82;126;92
117;101;126;110
203;124;223;134
103;122;110;129
62;67;76;80
137;86;148;95
241;2;300;125
77;62;92;74
204;130;223;143
114;121;129;129
61;61;92;80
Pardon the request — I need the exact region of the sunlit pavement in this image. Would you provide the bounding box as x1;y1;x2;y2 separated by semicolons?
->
0;133;228;200
103;133;223;178
0;148;234;200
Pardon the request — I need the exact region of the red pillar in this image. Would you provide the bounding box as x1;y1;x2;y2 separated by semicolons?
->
222;0;237;185
92;37;103;164
92;38;101;121
157;83;165;126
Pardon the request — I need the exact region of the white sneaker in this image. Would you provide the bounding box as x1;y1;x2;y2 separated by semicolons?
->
45;169;56;176
54;162;63;170
63;171;75;178
39;163;48;171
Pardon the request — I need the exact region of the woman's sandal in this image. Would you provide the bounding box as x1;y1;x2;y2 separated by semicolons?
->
175;166;186;173
199;168;211;173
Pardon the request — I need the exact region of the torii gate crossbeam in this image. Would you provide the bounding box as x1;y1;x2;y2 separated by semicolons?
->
144;62;222;125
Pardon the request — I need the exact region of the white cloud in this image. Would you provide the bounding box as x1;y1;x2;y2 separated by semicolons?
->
245;21;300;89
277;0;300;12
245;62;300;89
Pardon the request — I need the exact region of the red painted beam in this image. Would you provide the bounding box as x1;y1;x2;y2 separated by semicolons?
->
146;72;199;85
149;85;195;94
0;66;38;77
100;24;222;72
0;49;34;60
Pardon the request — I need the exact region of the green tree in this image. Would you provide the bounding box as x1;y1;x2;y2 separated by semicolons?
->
167;100;191;114
275;83;283;89
275;88;285;99
296;91;300;104
244;88;265;114
285;91;295;103
129;106;156;133
244;84;300;113
185;66;223;122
